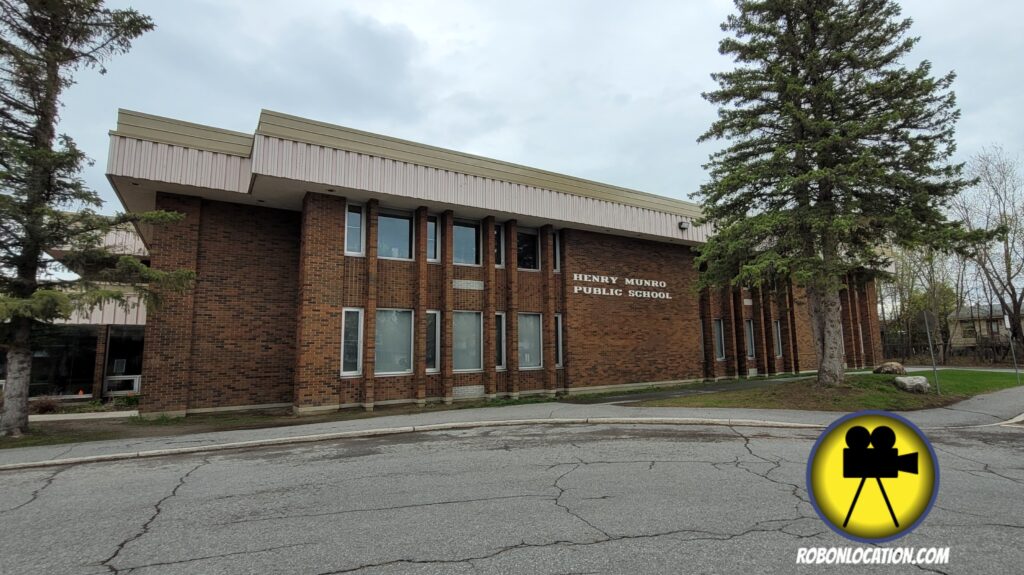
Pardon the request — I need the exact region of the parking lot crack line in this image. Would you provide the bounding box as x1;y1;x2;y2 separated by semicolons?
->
0;465;68;514
551;463;612;538
115;542;313;574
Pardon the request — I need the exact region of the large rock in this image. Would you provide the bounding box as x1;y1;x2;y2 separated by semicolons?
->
874;361;907;375
893;376;931;394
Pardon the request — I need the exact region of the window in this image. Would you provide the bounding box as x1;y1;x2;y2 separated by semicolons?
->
426;310;440;372
519;313;542;368
774;320;783;358
495;224;504;267
375;309;413;374
961;321;977;339
745;319;755;359
495;312;506;370
555;313;564;367
341;308;364;375
989;320;1001;335
553;232;561;272
345;204;364;255
426;216;439;262
713;319;726;361
454;312;483;371
517;229;540;270
454;222;480;265
104;326;145;395
378;214;413;260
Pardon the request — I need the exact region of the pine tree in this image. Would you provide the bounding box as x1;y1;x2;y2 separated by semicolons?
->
696;0;970;385
0;1;193;436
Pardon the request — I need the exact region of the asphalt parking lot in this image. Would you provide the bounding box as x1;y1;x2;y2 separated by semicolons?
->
1;421;1021;574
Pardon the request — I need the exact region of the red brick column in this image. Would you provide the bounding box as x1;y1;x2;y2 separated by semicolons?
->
699;287;716;379
505;220;520;398
730;286;746;377
541;225;557;395
786;281;801;373
759;286;777;375
294;193;347;412
441;210;455;404
482;217;497;399
140;193;201;415
751;287;768;375
859;279;882;367
414;207;428;406
557;230;570;391
362;200;379;411
92;325;109;399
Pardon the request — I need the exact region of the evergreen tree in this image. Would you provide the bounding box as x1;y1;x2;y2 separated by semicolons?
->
0;0;192;436
696;0;970;385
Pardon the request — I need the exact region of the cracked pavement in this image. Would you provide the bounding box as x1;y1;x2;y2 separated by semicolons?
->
1;423;1021;574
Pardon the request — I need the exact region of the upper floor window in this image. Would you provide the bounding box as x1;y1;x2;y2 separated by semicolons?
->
426;216;439;262
495;224;505;267
378;213;413;260
553;231;561;272
345;204;364;255
454;222;480;265
517;229;540;270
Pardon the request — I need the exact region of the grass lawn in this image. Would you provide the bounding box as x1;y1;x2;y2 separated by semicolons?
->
635;369;1023;411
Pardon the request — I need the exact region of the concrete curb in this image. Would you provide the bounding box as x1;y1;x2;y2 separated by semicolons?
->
28;410;139;422
0;417;825;471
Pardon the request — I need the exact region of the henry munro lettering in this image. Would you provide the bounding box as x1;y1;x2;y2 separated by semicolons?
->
571;273;672;300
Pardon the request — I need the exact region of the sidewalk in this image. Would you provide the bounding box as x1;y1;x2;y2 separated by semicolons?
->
2;383;1022;470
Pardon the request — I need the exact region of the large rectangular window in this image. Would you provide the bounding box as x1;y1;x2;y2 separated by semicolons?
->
495;224;505;267
555;313;564;367
553;232;561;272
774;320;783;358
104;326;145;395
375;309;413;374
426;310;440;373
745;319;756;359
519;313;542;369
454;311;483;371
426;216;439;262
496;312;506;370
713;319;726;361
960;320;977;339
454;222;480;265
341;307;364;375
517;229;540;270
345;204;364;255
378;214;413;260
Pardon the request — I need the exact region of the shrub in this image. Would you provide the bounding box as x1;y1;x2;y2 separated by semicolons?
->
29;396;60;415
112;395;140;409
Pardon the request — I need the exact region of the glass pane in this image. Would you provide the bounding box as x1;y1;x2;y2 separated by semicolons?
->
453;312;482;370
774;321;783;357
714;320;725;359
376;310;412;373
427;217;438;260
556;316;563;365
426;313;438;370
454;224;479;265
378;215;412;259
517;232;539;270
745;320;755;358
28;325;97;396
519;314;542;368
106;326;145;376
496;314;505;367
343;310;361;373
346;206;363;253
494;225;503;265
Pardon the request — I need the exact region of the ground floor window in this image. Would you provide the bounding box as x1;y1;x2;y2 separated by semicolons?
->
519;313;542;368
555;313;564;367
341;308;364;375
376;309;414;374
454;311;483;371
745;319;755;359
426;310;440;373
495;312;506;370
774;320;783;358
713;319;726;361
104;325;145;395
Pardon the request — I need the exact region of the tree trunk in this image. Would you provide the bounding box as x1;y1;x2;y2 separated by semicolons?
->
807;285;845;386
0;318;33;437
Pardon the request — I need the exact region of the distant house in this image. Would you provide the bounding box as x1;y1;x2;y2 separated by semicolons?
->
948;304;1018;348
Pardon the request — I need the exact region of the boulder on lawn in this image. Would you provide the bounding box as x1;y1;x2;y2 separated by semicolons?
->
874;361;907;375
893;376;931;394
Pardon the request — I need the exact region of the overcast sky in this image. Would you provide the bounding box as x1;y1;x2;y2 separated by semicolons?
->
59;0;1024;213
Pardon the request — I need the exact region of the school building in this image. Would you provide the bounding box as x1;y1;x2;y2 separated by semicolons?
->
105;109;883;415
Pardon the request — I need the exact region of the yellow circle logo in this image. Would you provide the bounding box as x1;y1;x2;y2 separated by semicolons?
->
806;411;939;543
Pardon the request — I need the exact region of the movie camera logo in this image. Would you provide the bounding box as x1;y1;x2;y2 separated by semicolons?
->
807;411;939;543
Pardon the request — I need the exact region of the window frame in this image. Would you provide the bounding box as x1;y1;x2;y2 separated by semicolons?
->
745;319;756;359
713;318;726;361
426;215;440;263
494;223;505;268
426;310;441;373
495;312;507;371
517;228;541;271
340;307;364;376
453;310;484;372
961;320;977;339
377;211;415;261
374;308;414;376
453;221;481;266
555;313;564;368
773;320;783;358
345;203;365;257
518;312;544;370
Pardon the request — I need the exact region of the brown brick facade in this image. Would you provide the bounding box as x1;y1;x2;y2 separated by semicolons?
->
139;191;881;414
